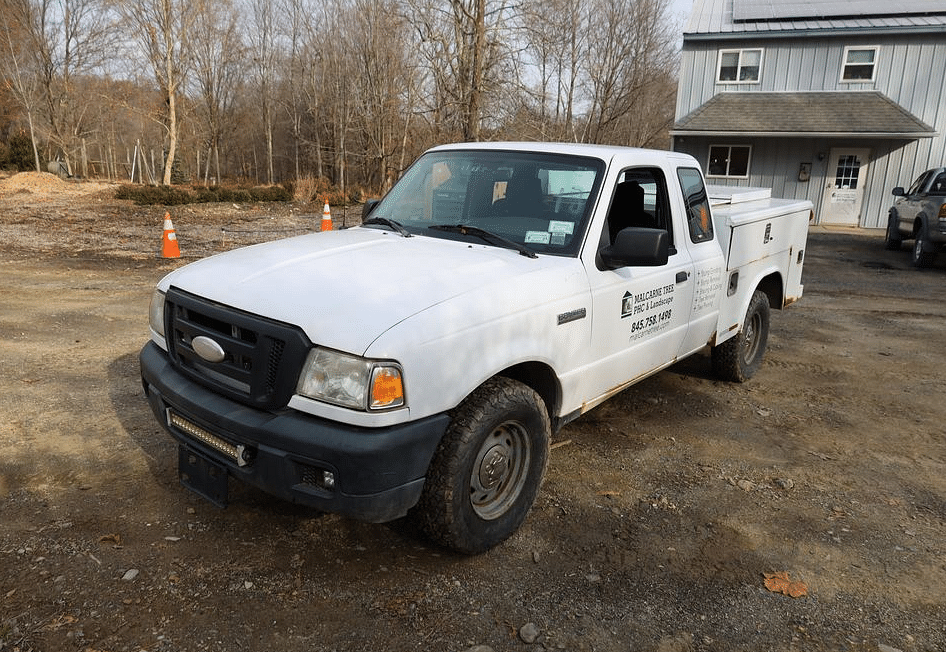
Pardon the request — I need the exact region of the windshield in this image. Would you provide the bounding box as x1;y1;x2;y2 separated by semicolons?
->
368;149;606;256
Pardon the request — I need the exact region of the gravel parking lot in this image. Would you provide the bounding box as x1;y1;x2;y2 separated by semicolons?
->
1;173;944;652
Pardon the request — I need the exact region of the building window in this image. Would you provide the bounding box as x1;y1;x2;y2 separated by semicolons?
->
833;154;863;189
717;49;762;83
707;145;751;178
841;46;878;82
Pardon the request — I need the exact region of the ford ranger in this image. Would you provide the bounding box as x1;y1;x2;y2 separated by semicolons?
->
140;142;812;553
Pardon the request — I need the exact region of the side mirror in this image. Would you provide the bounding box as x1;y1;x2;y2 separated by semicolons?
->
362;199;381;219
892;187;905;197
599;228;669;269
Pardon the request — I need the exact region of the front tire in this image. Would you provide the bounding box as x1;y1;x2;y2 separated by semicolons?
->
884;214;902;251
912;230;936;268
712;290;771;382
412;377;550;554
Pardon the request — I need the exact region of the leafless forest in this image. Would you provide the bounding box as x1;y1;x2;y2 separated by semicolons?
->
0;0;680;195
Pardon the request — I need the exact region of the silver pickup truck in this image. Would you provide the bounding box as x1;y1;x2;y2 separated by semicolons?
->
885;167;946;267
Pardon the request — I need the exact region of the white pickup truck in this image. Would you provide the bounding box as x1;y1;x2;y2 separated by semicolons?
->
140;142;812;553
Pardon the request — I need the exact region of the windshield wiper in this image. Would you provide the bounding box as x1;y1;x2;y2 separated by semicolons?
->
429;224;538;259
362;216;412;237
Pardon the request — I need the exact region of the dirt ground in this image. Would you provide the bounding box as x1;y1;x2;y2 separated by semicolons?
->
1;172;944;652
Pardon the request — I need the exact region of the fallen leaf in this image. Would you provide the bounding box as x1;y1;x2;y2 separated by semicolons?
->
43;614;78;631
763;571;808;598
98;533;122;546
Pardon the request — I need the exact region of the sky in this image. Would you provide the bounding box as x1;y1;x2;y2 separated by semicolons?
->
670;0;694;29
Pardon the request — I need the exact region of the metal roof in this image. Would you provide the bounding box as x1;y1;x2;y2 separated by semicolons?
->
671;91;938;137
733;0;942;21
686;0;946;36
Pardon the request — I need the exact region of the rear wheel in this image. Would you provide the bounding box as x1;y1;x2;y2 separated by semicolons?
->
412;377;550;554
712;290;770;383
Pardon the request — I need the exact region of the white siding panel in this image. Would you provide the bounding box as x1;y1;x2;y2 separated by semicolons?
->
898;45;923;109
813;47;833;90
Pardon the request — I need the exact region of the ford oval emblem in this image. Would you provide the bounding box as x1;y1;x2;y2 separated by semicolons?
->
192;336;226;363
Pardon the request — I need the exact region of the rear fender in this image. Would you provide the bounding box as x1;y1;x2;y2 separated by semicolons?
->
714;268;784;347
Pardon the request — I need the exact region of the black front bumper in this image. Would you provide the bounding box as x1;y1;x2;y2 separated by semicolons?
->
139;341;449;522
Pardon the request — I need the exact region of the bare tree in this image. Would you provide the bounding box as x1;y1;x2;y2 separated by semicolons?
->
517;0;585;140
0;1;42;170
192;0;245;184
118;0;200;185
2;0;114;172
580;0;677;146
306;0;358;192
249;0;279;185
0;0;682;187
349;0;417;189
409;0;512;142
277;0;314;181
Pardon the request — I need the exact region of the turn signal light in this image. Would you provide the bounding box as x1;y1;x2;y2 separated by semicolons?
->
370;367;404;409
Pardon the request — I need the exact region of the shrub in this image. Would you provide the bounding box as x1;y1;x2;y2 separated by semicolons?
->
292;176;358;207
249;185;292;202
114;184;192;205
114;182;293;206
2;132;36;172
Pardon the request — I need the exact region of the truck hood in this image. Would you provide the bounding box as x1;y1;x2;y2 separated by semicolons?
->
158;227;578;354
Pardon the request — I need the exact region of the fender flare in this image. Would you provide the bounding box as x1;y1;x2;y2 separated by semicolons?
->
912;213;929;241
715;266;784;348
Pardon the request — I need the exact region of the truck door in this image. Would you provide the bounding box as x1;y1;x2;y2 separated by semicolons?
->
581;166;696;403
675;167;726;357
894;170;931;228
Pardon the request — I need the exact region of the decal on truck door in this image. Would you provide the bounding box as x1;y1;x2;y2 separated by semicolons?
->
622;283;677;342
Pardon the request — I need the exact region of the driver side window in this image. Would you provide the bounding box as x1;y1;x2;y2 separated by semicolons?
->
907;172;930;197
605;168;672;245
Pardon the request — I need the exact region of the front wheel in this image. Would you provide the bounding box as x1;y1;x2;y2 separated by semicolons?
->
884;214;902;251
912;230;936;268
712;290;771;383
412;377;550;554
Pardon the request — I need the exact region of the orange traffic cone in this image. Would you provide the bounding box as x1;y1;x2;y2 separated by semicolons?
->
321;202;333;232
161;212;181;258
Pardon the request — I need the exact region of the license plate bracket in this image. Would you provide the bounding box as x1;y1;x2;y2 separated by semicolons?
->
178;445;229;507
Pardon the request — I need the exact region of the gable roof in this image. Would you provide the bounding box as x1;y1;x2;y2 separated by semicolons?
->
671;91;937;138
686;0;946;38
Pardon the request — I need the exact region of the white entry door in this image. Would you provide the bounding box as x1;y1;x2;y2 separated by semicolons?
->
820;148;871;225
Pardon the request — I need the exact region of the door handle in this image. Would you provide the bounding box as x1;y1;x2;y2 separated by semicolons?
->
676;271;689;283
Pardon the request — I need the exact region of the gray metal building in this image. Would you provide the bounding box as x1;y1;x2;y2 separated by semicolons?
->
672;0;946;228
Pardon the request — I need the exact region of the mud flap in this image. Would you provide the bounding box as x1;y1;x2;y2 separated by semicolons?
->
178;445;229;507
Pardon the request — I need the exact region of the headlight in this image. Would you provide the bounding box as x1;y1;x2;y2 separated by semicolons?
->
296;348;405;411
149;289;166;338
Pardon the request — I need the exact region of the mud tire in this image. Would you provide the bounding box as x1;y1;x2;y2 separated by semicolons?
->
412;377;550;554
712;290;771;383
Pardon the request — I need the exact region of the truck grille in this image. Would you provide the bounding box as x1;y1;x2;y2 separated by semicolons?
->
164;287;312;410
